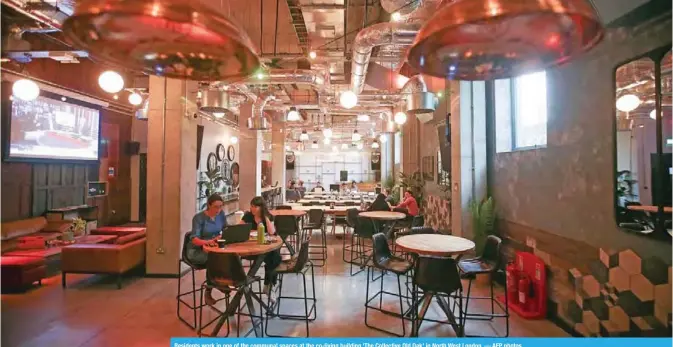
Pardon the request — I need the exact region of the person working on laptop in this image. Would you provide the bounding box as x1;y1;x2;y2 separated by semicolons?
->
187;193;227;305
239;196;282;304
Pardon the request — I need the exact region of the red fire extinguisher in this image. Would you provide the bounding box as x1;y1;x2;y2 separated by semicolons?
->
506;262;518;303
518;275;530;310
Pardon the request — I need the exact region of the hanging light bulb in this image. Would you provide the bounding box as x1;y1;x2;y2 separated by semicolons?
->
128;92;143;106
352;130;361;142
616;94;641;112
357;114;370;122
379;134;388;143
287;107;300;121
650;109;657;120
311;140;319;149
323;137;331;145
391;12;402;22
309;51;317;59
340;90;358;109
372;141;380;149
230;136;238;144
323;128;333;138
12;79;40;101
394;111;408;125
98;71;125;93
299;130;309;141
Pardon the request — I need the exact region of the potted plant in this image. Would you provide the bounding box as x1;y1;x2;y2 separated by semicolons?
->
470;196;495;256
198;169;225;208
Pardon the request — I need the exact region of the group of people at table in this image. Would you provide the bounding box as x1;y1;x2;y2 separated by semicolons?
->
185;187;420;311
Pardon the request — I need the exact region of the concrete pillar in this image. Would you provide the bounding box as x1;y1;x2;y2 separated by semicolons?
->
381;134;393;182
238;102;262;207
130;117;148;222
271;121;286;202
145;76;198;275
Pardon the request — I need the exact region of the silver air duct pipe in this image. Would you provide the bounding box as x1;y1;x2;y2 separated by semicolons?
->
350;22;420;94
199;90;228;113
381;0;423;15
247;91;275;130
402;75;436;116
240;69;329;92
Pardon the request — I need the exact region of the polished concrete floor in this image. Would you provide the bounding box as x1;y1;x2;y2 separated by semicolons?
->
1;230;567;347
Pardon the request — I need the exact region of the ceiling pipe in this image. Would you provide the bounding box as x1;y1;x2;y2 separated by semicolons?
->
233;69;329;92
2;0;63;29
380;0;422;15
401;75;436;115
350;22;421;94
247;90;275;130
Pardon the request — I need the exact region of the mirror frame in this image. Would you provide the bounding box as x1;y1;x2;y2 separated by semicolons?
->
612;44;672;240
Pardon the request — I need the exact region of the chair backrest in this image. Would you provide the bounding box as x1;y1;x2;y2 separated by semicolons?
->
410;226;435;235
482;235;502;266
372;233;393;266
181;232;192;261
291;235;312;272
206;252;247;285
307;209;325;225
411;215;425;228
276;205;292;210
346;208;359;228
413;256;462;294
274;215;298;238
355;216;376;238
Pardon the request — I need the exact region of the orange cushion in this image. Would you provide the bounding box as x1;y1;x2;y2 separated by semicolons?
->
115;231;146;245
1;217;47;241
0;255;45;268
94;227;146;236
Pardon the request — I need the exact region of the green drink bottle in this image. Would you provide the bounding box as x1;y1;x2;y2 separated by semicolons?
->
257;222;266;244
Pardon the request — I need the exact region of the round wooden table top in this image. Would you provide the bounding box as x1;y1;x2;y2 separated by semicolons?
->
626;205;673;213
203;237;282;257
395;234;475;257
270;209;307;217
359;211;406;220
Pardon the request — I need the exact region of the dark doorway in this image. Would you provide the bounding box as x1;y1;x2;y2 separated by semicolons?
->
139;153;147;222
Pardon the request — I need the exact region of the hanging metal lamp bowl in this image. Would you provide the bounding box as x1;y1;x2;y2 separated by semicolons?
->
407;0;604;80
62;0;261;81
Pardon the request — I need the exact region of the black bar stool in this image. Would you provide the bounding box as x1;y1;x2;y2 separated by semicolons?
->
364;233;412;337
342;208;359;263
265;236;317;337
303;209;327;267
456;235;509;337
274;215;299;258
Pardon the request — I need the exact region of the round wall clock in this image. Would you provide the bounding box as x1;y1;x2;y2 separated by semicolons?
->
216;144;226;161
286;152;295;164
206;152;217;171
372;153;381;163
227;145;235;161
230;162;240;188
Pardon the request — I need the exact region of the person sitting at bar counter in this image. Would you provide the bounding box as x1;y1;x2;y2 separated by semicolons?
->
187;193;227;305
239;196;282;304
394;189;419;218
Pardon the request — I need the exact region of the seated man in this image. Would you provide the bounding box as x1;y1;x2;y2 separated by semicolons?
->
394;189;419;218
312;181;324;192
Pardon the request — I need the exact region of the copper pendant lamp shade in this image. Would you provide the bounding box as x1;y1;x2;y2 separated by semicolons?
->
62;0;261;81
407;0;604;80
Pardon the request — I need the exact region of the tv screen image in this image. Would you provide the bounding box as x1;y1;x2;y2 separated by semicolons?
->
8;95;100;162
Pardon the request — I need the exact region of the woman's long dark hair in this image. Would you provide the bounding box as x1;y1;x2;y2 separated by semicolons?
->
250;196;272;221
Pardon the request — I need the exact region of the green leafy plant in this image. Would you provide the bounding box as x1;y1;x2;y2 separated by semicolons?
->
198;169;225;208
470;197;495;255
70;217;87;236
616;170;637;202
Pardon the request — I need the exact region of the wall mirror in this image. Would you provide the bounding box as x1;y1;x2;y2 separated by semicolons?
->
614;46;672;240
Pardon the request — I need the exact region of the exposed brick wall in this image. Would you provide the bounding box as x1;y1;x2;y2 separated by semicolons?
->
424;193;451;233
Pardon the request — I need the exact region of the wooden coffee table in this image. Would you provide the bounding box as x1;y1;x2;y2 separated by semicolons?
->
4;234;117;258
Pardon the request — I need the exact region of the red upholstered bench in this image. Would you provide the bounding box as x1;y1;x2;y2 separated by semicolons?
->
91;226;146;236
0;256;46;290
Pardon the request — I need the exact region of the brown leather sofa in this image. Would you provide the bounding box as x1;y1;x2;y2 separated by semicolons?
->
1;217;72;253
61;228;146;289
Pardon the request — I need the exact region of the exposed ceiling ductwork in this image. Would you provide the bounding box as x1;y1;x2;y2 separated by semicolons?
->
349;21;420;94
401;74;436;123
380;0;422;15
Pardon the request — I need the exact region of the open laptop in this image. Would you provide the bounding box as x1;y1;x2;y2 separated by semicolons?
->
221;224;252;245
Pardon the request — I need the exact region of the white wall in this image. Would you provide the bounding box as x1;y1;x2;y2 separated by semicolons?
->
292;149;376;189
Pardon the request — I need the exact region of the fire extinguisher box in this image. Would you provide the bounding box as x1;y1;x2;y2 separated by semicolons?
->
497;251;547;319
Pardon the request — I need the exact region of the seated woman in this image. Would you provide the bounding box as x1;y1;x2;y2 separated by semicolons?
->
368;193;391;212
349;180;358;192
239;196;282;303
186;194;227;305
394;189;419;219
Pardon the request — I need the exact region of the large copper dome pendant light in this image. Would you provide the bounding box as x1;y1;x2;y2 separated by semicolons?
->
407;0;604;80
62;0;261;81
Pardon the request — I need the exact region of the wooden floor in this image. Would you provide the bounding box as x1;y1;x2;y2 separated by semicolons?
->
1;230;567;346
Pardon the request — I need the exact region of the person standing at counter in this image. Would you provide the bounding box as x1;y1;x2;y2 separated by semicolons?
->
187;194;227;305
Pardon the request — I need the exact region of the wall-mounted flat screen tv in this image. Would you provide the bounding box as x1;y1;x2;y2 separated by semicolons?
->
4;90;101;163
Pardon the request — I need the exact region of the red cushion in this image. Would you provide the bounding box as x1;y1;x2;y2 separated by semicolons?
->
0;256;45;268
93;227;146;236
